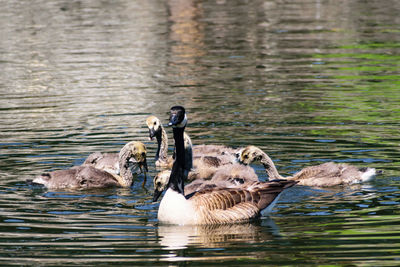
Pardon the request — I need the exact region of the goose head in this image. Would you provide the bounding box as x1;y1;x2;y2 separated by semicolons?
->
168;106;187;128
146;115;162;140
152;170;171;202
119;141;148;180
238;145;264;165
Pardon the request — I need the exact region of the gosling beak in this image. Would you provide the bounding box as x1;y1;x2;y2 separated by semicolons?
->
237;156;248;165
153;188;163;202
234;153;241;163
128;157;148;175
139;158;148;173
148;129;156;141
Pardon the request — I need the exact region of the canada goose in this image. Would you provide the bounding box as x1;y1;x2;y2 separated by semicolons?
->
146;115;240;180
153;106;297;225
30;141;148;189
239;145;377;187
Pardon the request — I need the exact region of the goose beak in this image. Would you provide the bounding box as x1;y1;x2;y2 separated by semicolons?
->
168;112;180;126
153;188;162;202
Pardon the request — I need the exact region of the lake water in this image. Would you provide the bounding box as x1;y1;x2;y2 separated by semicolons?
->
1;0;399;265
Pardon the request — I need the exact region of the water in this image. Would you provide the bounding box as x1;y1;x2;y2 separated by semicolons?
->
1;0;399;265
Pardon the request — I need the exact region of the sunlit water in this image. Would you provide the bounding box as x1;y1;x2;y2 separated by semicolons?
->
1;0;399;265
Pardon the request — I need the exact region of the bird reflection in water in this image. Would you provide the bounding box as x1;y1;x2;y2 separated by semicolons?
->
156;217;280;251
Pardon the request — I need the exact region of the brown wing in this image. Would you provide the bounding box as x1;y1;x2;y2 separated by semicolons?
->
189;180;297;224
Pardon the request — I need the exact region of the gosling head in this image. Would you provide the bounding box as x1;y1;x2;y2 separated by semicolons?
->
119;141;148;175
239;145;264;165
152;170;171;202
169;106;187;128
146;115;162;140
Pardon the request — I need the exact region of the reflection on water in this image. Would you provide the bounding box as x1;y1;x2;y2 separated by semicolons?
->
157;218;279;251
1;0;399;265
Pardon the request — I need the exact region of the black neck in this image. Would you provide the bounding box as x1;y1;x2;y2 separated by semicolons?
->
167;127;185;195
155;130;162;161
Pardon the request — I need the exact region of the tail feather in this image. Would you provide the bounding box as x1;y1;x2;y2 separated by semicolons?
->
360;168;377;182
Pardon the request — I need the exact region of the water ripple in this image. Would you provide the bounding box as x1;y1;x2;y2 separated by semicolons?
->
1;0;399;265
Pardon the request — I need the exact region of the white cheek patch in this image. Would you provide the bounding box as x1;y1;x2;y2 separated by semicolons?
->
174;114;187;128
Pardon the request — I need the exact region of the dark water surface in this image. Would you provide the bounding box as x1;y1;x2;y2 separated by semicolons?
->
1;0;399;265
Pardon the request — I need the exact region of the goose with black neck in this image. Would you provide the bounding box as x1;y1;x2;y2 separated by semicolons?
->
154;106;297;225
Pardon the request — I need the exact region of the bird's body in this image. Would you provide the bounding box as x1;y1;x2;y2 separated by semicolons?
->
30;141;148;189
157;180;294;225
287;162;376;187
32;166;123;190
239;146;377;187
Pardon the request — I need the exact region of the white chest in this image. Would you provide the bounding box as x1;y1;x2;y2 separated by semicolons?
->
158;189;197;225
